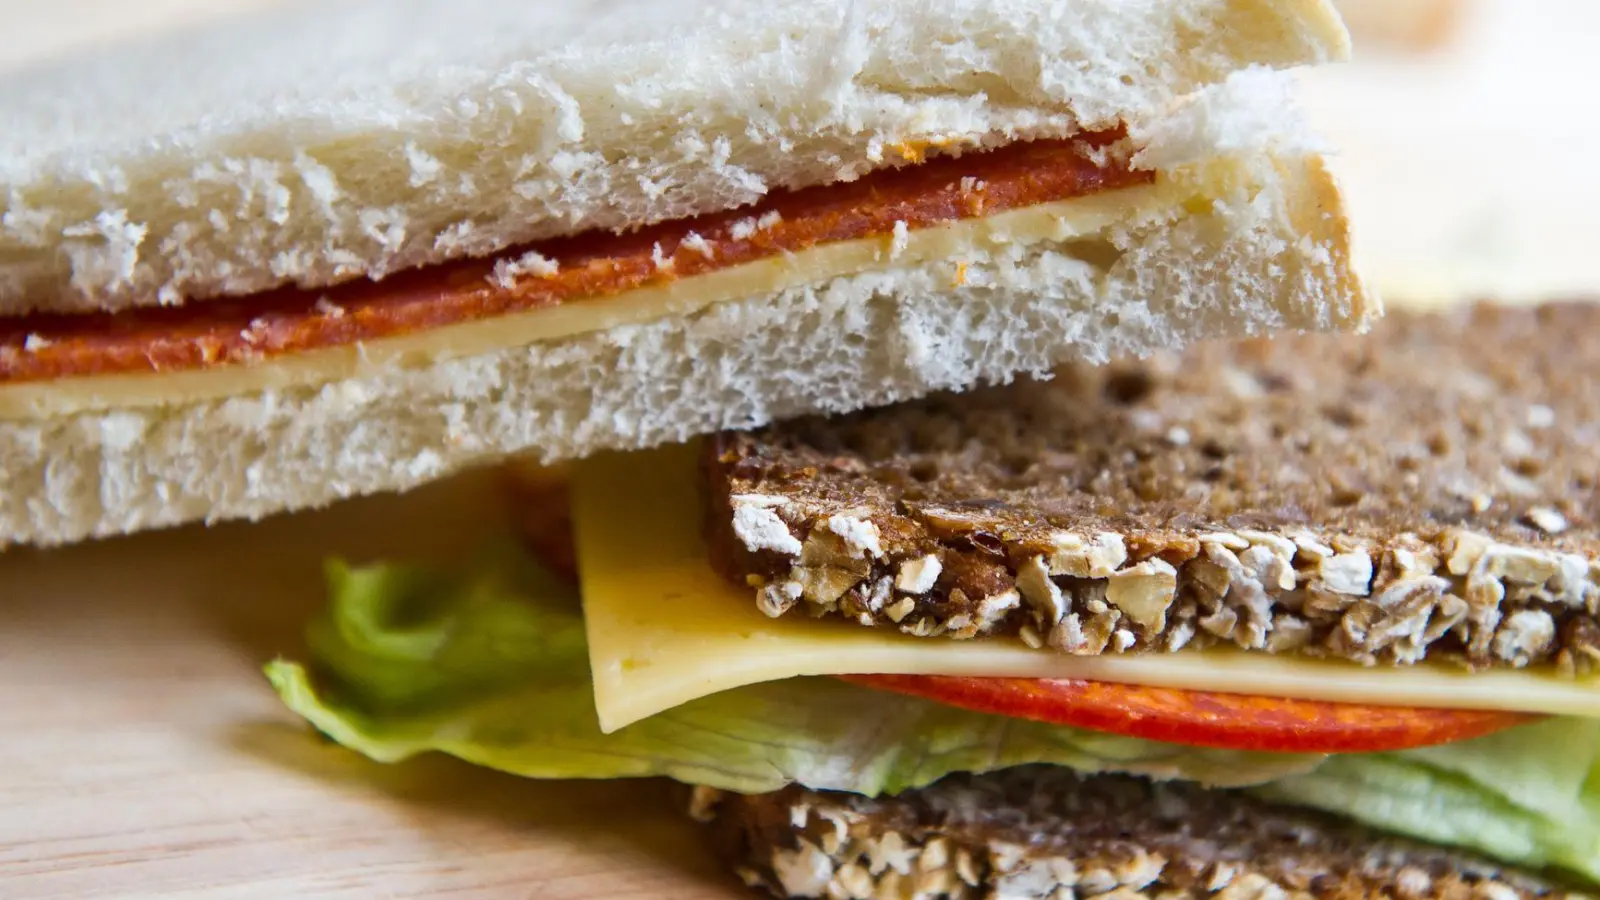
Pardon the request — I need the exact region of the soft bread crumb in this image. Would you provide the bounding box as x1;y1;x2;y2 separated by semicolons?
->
1133;69;1327;171
488;250;559;290
313;297;346;318
650;242;674;273
890;221;910;259
682;231;715;259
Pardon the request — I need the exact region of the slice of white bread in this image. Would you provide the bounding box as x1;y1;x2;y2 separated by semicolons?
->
0;151;1367;548
0;0;1349;316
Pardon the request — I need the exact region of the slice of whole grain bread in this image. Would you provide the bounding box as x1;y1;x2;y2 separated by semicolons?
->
705;302;1600;670
694;766;1576;900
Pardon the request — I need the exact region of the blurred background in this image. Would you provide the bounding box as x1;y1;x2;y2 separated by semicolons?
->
1;0;1596;306
1297;0;1600;308
0;0;295;69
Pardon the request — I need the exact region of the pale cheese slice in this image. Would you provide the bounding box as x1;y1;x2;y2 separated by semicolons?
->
0;179;1179;421
574;443;1600;734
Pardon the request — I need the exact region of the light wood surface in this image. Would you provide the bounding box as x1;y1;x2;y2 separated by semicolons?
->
0;471;738;899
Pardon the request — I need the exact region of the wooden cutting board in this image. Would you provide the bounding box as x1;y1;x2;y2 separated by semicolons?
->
0;470;740;899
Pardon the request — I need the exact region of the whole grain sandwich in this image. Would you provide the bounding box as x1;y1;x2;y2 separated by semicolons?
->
274;301;1600;899
0;0;1368;548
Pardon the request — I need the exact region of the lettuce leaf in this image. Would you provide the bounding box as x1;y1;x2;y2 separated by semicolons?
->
1256;717;1600;880
267;546;1320;793
266;548;1600;882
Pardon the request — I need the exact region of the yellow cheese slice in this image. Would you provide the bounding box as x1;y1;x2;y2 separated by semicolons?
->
574;443;1600;734
0;179;1180;421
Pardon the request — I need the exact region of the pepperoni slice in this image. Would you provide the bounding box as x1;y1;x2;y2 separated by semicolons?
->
841;674;1537;753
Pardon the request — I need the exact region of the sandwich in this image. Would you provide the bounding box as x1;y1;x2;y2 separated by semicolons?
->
271;300;1600;899
268;302;1593;896
0;0;1368;549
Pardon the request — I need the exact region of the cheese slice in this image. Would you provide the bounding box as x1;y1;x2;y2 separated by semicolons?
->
0;179;1181;421
574;443;1600;734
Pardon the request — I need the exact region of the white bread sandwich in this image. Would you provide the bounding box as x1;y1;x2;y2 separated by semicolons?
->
0;0;1370;550
271;303;1600;899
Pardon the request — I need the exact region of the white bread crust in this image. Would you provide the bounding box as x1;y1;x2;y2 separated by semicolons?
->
0;0;1348;316
0;153;1368;548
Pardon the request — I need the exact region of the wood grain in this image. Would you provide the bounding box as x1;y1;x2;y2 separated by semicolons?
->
0;470;740;899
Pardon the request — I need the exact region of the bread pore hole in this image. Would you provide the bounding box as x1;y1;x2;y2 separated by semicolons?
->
1104;369;1153;405
1055;237;1125;274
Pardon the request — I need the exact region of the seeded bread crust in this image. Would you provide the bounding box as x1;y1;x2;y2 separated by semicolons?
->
694;767;1574;900
705;302;1600;671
